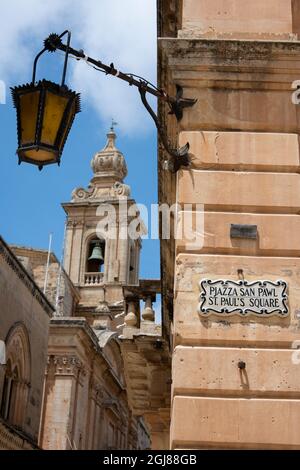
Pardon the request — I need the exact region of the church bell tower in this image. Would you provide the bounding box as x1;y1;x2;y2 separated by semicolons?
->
62;127;142;329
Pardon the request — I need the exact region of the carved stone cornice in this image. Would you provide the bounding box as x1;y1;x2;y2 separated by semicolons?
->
66;219;84;228
0;236;54;317
160;38;300;75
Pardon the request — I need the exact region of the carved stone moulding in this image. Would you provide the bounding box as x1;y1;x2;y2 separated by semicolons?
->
71;181;131;202
71;186;96;201
48;354;83;376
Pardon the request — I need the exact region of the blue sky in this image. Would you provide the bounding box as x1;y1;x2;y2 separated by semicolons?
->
0;1;160;282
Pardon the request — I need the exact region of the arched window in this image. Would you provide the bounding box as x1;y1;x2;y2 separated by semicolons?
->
0;324;30;428
86;238;105;273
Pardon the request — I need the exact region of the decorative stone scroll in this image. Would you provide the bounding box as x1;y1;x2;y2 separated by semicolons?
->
71;186;96;201
198;279;288;317
110;182;131;197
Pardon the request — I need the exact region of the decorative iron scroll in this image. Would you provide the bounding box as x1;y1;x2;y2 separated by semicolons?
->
198;279;288;317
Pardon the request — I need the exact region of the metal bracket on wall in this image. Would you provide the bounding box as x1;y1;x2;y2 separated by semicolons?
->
139;86;194;172
169;84;197;121
43;32;197;173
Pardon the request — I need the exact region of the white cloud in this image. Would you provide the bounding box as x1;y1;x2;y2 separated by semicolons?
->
0;0;157;134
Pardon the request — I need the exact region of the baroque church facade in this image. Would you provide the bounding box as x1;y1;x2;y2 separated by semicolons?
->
0;128;169;450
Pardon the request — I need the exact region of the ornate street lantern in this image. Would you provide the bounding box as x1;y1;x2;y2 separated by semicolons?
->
12;30;196;172
11;31;80;170
11;80;80;169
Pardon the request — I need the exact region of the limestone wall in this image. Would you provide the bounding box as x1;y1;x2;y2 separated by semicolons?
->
158;0;300;450
0;238;51;446
40;319;150;450
180;0;300;40
10;246;79;318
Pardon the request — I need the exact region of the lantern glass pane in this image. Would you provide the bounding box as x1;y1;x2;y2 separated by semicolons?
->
22;149;57;163
41;91;69;146
19;91;40;145
59;100;76;152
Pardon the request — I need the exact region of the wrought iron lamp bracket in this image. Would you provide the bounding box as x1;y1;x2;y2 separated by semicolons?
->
33;31;71;86
42;31;197;172
138;86;191;173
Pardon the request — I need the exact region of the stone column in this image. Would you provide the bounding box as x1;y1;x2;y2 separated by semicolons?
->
69;221;84;285
40;355;82;450
142;297;155;322
118;200;130;284
63;221;74;275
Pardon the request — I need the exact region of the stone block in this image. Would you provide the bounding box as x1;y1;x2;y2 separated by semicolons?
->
171;395;300;448
179;89;300;134
176;211;300;256
174;254;300;347
172;346;300;396
177;170;300;213
179;131;300;171
180;0;295;40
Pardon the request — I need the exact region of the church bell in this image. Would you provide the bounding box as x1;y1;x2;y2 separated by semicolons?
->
88;243;104;265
